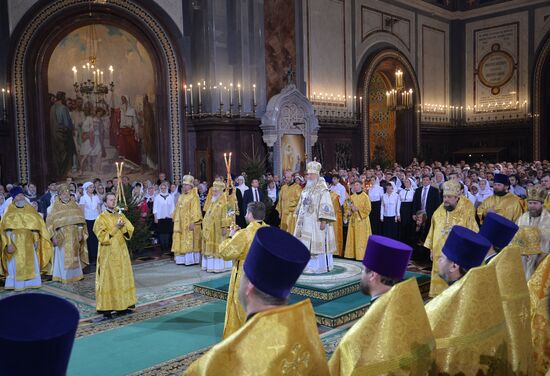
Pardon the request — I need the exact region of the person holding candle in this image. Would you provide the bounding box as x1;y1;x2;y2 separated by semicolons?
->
93;192;136;319
201;181;234;273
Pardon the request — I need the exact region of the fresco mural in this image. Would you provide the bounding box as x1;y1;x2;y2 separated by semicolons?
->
48;24;157;182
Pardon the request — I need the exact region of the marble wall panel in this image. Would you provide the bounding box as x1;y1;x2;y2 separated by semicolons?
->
465;12;529;123
303;0;346;98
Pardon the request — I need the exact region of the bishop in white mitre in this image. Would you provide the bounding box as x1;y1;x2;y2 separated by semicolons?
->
294;160;337;273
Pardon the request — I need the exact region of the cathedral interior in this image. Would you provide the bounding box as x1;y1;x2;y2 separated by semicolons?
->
0;0;549;375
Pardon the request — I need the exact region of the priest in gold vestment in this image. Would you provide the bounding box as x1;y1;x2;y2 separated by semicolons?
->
172;175;202;265
46;184;89;283
426;226;509;373
0;187;52;290
477;173;524;223
424;180;479;297
329;235;435;375
523;227;550;375
201;181;234;273
294;161;336;273
343;181;372;261
185;227;329;375
517;187;550;280
93;192;136;318
479;213;533;374
219;201;268;338
276;170;302;233
329;190;344;256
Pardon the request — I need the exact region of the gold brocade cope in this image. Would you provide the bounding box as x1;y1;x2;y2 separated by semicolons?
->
0;203;52;280
201;193;234;257
527;252;550;375
93;211;136;311
276;183;302;234
343;192;372;261
424;198;478;297
184;300;330;376
218;220;268;339
172;188;202;255
490;245;534;374
328;278;435;376
294;179;337;255
330;191;344;256
477;192;525;223
425;263;508;374
545;194;550;212
46;198;89;270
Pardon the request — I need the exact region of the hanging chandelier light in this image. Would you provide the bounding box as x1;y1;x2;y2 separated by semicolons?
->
71;24;115;101
385;68;413;112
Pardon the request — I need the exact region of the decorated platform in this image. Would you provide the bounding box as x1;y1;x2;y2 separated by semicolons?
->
194;259;430;327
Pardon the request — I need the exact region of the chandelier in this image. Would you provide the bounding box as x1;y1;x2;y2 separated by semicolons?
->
71;24;114;101
385;69;413;112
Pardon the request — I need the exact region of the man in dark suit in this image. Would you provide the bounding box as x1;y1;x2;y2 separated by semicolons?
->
242;178;263;216
39;181;58;219
412;175;441;238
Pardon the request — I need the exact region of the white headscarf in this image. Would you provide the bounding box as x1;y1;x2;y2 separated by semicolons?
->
476;179;493;203
236;175;249;196
83;181;94;192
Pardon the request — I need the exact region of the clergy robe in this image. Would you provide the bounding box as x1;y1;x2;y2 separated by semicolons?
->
425;264;508;373
201;192;234;272
330;191;344;257
489;245;534;374
46;197;89;283
218;220;268;339
343;191;372;261
527;251;550;375
184;300;329;376
276;182;302;233
545;194;550;212
294;178;336;273
0;203;52;290
477;192;524;223
329;278;435;375
424;197;479;297
93;210;136;311
172;188;202;265
517;209;550;279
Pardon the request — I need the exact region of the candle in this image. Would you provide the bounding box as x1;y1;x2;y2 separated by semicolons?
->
190;84;194;109
219;82;223;107
359;96;363;116
183;84;187;108
252;84;256;106
237;83;241;106
72;66;77;83
101;71;104;84
197;82;202;107
109;65;113;83
229;83;233;107
1;88;5;110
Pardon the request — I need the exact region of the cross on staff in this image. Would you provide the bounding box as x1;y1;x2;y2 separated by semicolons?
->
115;161;127;209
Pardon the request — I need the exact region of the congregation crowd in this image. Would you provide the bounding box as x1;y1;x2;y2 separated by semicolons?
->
0;157;549;374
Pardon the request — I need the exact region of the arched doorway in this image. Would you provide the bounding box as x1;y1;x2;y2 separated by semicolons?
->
358;49;420;167
533;33;550;160
8;0;186;187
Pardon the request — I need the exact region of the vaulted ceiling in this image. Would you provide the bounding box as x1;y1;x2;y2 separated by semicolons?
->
422;0;513;12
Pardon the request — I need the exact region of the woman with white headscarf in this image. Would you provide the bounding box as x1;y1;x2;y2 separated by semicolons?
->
475;179;493;208
79;181;101;265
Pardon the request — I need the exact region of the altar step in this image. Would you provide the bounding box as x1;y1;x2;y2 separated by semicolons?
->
193;259;430;328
